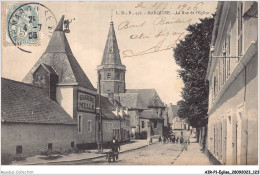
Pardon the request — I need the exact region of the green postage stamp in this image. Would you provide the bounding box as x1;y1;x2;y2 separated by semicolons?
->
2;2;56;47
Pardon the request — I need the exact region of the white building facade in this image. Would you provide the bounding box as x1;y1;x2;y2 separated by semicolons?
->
206;2;258;165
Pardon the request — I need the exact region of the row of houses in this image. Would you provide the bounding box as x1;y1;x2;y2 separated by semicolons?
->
167;103;191;131
1;16;166;159
206;1;258;165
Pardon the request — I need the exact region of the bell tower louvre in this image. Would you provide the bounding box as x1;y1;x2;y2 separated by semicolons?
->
97;21;126;95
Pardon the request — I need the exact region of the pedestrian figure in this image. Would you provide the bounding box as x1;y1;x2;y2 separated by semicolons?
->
150;138;153;144
111;137;120;160
180;137;184;144
163;136;166;143
183;140;188;151
158;136;162;143
172;136;176;143
176;137;179;143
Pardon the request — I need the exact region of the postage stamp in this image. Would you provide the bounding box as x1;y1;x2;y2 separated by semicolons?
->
2;2;56;49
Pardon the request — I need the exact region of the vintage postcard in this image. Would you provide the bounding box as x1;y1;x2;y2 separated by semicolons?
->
1;1;259;174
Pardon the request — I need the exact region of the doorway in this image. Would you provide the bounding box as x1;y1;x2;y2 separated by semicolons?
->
236;110;242;165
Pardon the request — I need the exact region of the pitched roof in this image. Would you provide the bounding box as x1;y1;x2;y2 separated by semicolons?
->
139;109;163;120
101;22;122;65
96;95;119;120
1;78;76;125
34;63;57;75
118;93;147;110
126;89;165;108
23;16;95;90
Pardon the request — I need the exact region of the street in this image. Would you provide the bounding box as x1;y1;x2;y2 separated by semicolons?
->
50;142;184;165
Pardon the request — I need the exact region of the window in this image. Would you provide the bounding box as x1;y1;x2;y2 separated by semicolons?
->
222;57;226;84
16;145;22;154
88;120;92;132
115;72;120;80
71;141;74;148
142;121;145;128
110;122;113;132
222;41;226;84
220;122;223;160
218;59;222;88
214;125;216;155
48;143;52;151
226;34;231;78
78;115;82;133
213;74;217;98
238;2;243;57
107;73;111;79
154;121;157;128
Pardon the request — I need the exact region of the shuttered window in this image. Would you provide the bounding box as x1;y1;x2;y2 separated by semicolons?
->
238;2;243;57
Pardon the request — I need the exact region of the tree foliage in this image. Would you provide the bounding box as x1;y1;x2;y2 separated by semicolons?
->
174;17;214;128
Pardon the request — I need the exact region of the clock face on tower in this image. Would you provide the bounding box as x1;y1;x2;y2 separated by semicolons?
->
107;73;111;79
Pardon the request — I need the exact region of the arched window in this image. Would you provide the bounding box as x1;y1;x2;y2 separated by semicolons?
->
107;73;111;79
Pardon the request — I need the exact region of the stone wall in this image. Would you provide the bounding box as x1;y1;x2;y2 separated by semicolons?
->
1;123;77;158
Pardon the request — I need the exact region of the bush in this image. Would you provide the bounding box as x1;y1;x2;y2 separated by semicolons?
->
1;153;13;165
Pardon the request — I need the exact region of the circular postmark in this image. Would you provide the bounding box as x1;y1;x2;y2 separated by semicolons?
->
6;2;57;53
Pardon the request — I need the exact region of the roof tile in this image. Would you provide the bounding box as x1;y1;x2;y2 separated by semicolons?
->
1;78;76;125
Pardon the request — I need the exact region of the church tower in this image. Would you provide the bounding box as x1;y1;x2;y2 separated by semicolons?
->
97;21;126;94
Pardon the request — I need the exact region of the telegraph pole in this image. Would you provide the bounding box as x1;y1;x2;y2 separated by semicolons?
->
97;71;103;153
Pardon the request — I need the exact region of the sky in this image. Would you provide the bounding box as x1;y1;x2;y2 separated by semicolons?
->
2;1;218;105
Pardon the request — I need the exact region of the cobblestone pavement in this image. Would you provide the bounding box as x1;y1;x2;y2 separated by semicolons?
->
52;142;183;165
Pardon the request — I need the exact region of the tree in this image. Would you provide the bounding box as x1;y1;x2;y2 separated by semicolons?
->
174;17;214;128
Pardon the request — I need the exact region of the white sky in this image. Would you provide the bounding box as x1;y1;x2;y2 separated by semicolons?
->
2;1;218;104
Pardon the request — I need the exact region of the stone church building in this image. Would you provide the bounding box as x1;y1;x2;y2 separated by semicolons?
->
97;21;166;138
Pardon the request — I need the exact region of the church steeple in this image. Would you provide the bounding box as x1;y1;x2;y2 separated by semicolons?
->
101;21;122;65
97;20;126;95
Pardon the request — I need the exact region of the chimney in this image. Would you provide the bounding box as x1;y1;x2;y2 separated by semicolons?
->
119;107;123;117
116;108;119;116
125;107;128;115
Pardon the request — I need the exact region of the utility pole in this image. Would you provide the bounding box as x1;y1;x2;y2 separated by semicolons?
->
97;71;103;153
